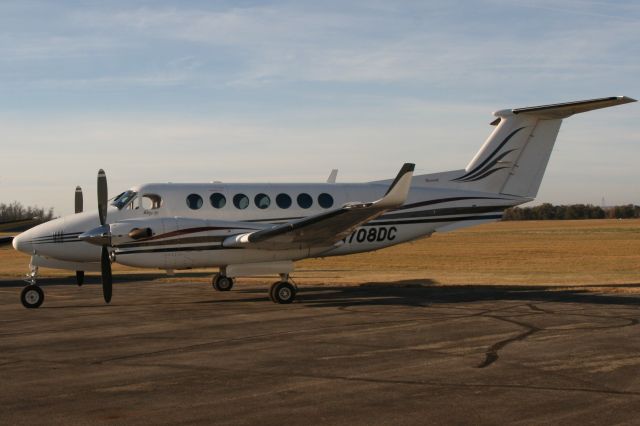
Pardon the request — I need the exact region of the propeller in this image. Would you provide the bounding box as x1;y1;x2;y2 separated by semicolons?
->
77;170;114;303
97;169;112;303
75;186;84;286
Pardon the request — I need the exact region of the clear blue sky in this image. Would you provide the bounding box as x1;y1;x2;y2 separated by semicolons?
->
1;0;638;215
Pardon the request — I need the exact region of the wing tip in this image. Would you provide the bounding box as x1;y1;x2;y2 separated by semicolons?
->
380;163;415;207
617;95;637;103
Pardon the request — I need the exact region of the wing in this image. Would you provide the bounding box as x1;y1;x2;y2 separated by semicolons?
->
223;163;415;250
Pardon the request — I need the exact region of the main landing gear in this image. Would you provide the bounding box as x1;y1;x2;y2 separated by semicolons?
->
269;281;296;304
212;273;234;292
269;274;297;304
212;272;298;304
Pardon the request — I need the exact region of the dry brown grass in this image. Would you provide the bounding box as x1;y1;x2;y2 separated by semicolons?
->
2;219;640;293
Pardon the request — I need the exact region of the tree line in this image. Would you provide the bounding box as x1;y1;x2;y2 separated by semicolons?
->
503;203;640;220
0;202;55;222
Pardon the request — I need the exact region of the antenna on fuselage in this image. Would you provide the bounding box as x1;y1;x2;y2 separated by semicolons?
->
326;169;338;184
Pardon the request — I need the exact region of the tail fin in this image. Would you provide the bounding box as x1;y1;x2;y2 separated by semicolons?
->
454;96;635;198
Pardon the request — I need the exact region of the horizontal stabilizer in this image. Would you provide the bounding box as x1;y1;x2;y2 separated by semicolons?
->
509;96;636;119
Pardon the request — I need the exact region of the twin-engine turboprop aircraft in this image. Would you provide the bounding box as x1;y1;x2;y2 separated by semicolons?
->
12;96;636;308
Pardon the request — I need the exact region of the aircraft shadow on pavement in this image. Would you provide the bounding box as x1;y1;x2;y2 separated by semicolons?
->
292;281;640;308
232;279;640;308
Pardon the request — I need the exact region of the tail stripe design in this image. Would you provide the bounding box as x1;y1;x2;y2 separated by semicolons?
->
457;149;517;182
463;166;510;182
453;127;526;182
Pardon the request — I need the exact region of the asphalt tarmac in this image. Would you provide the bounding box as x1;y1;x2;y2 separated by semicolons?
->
0;278;639;425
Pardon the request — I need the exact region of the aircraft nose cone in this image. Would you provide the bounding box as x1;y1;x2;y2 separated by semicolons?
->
12;232;32;254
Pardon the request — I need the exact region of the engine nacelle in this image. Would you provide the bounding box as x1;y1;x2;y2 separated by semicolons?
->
109;217;264;248
109;218;168;246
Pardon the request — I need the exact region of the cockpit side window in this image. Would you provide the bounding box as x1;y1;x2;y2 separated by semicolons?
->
111;190;137;210
140;194;162;210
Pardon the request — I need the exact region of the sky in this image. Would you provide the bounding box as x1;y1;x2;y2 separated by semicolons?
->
1;0;639;216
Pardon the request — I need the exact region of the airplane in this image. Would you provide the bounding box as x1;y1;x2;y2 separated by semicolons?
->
11;96;636;308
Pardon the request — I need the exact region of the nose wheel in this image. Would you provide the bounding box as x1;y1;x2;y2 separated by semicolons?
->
21;285;44;309
20;263;44;308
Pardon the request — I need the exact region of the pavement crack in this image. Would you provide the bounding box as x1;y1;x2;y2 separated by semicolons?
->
477;316;542;368
527;303;553;313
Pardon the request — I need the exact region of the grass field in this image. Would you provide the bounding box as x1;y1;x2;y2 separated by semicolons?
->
2;219;640;292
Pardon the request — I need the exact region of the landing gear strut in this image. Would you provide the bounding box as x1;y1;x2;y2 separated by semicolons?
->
21;263;44;309
212;273;234;291
269;273;297;304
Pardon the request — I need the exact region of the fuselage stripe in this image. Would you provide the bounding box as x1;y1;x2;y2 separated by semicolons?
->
114;214;503;255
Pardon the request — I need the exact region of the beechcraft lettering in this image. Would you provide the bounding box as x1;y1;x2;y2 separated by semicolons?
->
12;96;636;308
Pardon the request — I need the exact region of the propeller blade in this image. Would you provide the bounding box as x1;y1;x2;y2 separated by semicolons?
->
97;169;108;226
75;186;83;214
100;246;112;304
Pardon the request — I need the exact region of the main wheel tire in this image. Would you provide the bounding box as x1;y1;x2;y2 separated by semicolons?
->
21;285;44;309
213;274;234;292
76;270;84;286
270;281;296;304
269;282;278;303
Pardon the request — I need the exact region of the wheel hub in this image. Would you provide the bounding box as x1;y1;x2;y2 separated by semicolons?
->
25;290;40;304
278;288;291;300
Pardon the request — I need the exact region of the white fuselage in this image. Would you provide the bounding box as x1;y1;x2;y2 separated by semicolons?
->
12;179;522;272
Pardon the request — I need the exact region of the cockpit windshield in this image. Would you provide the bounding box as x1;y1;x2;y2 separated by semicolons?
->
111;190;137;209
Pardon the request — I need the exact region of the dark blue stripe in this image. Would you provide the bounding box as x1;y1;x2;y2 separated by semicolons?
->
453;127;526;181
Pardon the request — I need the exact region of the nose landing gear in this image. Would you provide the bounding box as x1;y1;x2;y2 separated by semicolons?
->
21;264;44;309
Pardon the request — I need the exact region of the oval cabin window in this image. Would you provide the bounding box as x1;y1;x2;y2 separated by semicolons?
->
276;193;292;209
210;193;226;209
318;193;334;209
186;194;203;210
233;194;249;209
255;193;270;209
297;193;313;209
